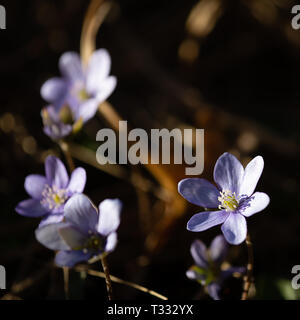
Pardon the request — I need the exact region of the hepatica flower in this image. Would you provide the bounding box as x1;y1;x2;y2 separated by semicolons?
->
178;153;270;245
41;49;116;140
35;194;122;267
15;156;86;226
186;235;245;300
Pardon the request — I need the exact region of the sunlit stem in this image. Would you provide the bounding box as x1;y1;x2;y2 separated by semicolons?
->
241;233;254;300
63;267;70;300
75;265;168;300
59;140;75;173
58;140;75;300
100;253;113;300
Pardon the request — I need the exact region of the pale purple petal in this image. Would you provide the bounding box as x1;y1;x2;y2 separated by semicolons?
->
39;213;64;227
221;213;247;245
58;226;86;249
76;98;100;123
92;76;117;102
55;250;92;267
186;269;197;280
64;194;98;233
240;192;270;217
105;232;118;252
209;235;228;264
15;199;48;217
67;167;86;193
43;122;73;140
190;239;208;268
86;49;111;93
187;210;230;232
40;78;68;104
45;155;69;188
24;175;47;199
213;153;244;195
186;269;206;283
43;104;61;121
178;178;219;208
207;283;221;300
59;52;83;82
239;156;264;197
97;199;122;236
220;267;246;281
35;222;70;250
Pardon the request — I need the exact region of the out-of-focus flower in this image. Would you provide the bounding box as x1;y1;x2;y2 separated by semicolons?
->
15;156;86;226
35;194;122;267
41;49;116;140
41;106;73;141
178;152;270;245
186;235;245;300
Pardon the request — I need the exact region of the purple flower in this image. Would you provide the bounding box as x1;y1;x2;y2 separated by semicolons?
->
15;156;86;226
41;106;73;141
186;235;245;300
35;194;122;267
178;153;270;245
41;49;116;140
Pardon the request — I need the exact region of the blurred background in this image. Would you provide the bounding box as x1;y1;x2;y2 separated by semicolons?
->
0;0;300;300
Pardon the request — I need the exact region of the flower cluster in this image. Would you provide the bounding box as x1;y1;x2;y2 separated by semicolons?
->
15;47;121;271
16;156;122;266
36;194;122;267
14;35;270;299
186;235;245;300
41;49;116;140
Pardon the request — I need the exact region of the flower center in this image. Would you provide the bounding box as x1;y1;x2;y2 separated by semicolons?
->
191;265;216;286
41;185;68;210
85;235;103;252
218;190;239;212
77;88;90;101
59;105;74;124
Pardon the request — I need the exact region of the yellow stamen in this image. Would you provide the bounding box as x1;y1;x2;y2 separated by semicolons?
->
78;88;90;101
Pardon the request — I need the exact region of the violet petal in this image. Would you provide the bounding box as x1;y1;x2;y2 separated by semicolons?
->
178;178;220;208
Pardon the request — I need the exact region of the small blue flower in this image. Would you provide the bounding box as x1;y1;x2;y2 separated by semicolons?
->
41;49;116;140
178;153;270;245
15;156;86;226
35;194;122;267
186;235;245;300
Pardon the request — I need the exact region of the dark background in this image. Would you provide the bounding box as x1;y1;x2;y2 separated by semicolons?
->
0;0;300;300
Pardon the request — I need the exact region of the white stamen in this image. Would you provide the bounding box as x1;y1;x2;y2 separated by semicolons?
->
40;185;68;210
218;190;240;212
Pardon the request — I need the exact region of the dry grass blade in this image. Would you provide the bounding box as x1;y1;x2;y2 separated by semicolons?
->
80;0;113;66
75;265;168;300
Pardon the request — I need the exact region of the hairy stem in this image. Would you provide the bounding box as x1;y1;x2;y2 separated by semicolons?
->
241;233;254;300
100;254;113;300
